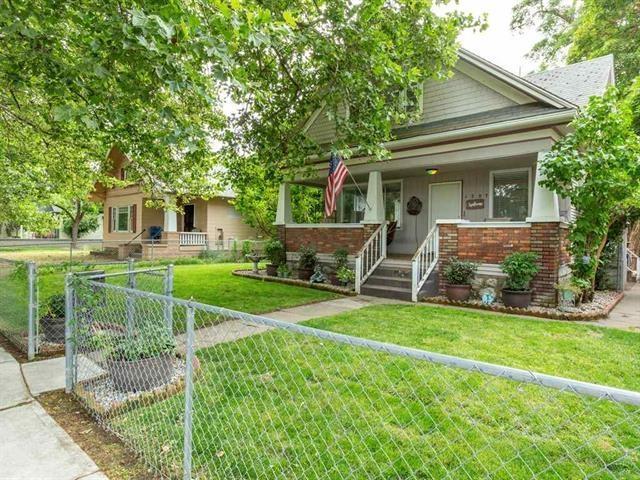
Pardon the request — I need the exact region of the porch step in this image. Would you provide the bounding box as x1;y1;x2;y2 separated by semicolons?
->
361;284;413;302
366;275;412;289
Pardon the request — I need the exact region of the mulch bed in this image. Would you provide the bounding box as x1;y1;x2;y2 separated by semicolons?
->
423;290;625;321
232;269;356;296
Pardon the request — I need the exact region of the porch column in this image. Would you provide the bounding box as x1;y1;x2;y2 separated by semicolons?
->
362;171;385;224
527;151;560;222
274;183;293;225
164;197;178;232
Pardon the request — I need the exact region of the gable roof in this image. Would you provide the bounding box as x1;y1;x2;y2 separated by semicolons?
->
525;54;615;107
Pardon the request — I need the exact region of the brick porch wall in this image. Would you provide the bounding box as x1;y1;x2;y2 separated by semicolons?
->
438;222;565;306
278;224;381;255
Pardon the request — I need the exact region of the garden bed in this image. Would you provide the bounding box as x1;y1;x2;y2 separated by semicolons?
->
423;290;624;321
232;269;356;296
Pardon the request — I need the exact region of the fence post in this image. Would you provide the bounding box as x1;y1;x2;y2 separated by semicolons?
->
64;273;74;393
126;258;136;334
27;261;37;360
182;304;196;480
164;265;174;333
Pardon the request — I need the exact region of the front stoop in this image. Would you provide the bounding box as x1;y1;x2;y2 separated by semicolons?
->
361;259;438;302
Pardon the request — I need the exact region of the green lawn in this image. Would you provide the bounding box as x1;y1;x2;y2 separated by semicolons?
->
110;304;640;479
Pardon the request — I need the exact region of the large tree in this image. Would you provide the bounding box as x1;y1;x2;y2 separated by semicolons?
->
511;0;639;88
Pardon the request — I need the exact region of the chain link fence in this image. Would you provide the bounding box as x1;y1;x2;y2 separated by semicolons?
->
67;277;640;480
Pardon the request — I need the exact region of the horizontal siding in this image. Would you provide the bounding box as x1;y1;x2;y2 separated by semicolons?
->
305;70;517;144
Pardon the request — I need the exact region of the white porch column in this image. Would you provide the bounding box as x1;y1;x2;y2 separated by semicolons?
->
362;171;385;224
274;183;293;225
164;197;178;232
527;151;560;222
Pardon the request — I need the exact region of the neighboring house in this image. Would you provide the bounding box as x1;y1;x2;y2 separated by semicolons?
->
91;147;256;260
275;49;617;304
0;207;103;241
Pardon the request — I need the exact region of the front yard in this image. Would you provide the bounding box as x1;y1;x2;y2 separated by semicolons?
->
111;304;640;478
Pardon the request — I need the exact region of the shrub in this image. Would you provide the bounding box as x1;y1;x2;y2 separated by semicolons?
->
264;239;286;266
298;245;317;270
333;248;349;270
443;258;477;286
501;252;540;291
107;324;175;362
44;294;66;318
242;240;253;257
336;266;355;284
277;263;291;278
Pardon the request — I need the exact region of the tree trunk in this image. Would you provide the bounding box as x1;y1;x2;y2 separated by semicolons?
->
69;201;85;249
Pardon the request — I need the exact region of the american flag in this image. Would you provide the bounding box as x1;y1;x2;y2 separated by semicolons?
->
324;153;349;218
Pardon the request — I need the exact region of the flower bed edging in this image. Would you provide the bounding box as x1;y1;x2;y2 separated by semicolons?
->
422;291;624;322
232;269;356;296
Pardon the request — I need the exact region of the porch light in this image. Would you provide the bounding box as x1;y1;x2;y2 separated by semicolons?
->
426;168;439;175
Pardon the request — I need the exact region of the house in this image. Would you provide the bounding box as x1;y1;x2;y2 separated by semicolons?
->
274;50;617;304
91;147;256;260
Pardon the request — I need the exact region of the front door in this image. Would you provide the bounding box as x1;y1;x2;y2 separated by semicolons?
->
429;182;462;229
183;204;195;232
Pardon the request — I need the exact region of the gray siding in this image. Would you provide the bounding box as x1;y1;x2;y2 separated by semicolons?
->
389;156;536;254
305;70;517;144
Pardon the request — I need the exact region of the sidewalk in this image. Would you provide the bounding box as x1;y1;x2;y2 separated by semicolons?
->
0;345;108;480
595;283;640;331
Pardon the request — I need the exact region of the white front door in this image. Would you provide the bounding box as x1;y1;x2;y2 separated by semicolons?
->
429;181;462;229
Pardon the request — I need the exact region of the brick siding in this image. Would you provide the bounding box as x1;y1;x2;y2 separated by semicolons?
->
280;224;381;255
458;227;531;263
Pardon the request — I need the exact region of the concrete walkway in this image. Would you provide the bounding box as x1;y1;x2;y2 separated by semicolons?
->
595;283;640;331
0;345;108;480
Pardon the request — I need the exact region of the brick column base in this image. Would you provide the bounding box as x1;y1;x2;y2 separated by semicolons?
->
437;224;459;295
530;222;563;306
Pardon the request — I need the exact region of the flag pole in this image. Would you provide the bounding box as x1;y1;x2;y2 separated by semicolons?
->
346;168;372;211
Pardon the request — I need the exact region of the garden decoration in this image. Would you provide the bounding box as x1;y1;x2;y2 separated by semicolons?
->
310;265;328;284
245;252;265;274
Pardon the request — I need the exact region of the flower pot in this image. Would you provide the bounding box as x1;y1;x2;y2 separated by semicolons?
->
41;316;65;344
445;285;472;302
329;274;340;286
107;352;174;393
298;268;314;281
502;289;533;308
266;264;279;277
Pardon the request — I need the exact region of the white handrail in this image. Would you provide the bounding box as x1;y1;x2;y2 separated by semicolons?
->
411;225;439;302
626;248;639;281
179;232;208;246
355;223;388;293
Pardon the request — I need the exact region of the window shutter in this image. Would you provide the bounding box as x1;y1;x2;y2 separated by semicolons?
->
108;207;113;233
131;204;137;233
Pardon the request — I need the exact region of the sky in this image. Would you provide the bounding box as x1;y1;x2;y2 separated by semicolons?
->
439;0;544;75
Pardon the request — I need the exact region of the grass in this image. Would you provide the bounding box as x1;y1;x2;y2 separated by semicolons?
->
107;304;640;479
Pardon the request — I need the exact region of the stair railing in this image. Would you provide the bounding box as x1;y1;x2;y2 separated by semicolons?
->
355;223;388;294
626;247;640;281
411;225;439;302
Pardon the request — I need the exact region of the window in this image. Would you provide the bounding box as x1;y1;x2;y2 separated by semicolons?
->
490;169;530;221
111;205;135;233
338;181;403;227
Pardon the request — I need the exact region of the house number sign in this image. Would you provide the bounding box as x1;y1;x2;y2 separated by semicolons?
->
465;199;485;210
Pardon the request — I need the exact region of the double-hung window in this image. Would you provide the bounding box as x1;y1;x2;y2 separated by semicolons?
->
338;181;403;227
110;205;136;233
490;169;531;221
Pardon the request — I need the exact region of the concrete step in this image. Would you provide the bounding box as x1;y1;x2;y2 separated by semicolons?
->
361;284;412;301
374;265;412;278
366;275;412;289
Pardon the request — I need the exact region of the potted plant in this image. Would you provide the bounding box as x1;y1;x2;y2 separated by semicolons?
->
40;294;66;344
277;263;291;278
330;248;349;285
297;245;317;280
336;266;356;287
106;324;176;393
500;252;540;308
443;258;478;301
264;239;286;277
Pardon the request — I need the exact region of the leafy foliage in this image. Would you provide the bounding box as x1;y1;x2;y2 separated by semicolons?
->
333;248;349;270
264;239;287;266
298;245;318;270
541;87;640;292
108;324;176;362
61;202;101;239
336;265;355;284
501;252;540;291
443;258;478;286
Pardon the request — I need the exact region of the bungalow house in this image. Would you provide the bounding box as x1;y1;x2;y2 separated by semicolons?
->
275;50;617;304
91;147;256;259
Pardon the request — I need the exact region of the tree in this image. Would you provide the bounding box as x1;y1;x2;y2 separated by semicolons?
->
541;87;640;297
511;0;639;88
60;202;101;243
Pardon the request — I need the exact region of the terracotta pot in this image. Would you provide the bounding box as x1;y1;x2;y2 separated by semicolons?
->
445;284;472;302
502;289;533;308
40;316;65;344
298;268;314;281
266;264;278;277
107;353;174;393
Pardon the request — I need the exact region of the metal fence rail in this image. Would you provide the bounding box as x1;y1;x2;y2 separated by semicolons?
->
68;279;640;480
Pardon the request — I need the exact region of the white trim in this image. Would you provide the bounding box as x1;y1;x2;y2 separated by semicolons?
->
459;222;531;229
428;181;463;229
113;205;133;233
476;263;507;277
285;223;364;229
489;167;533;221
